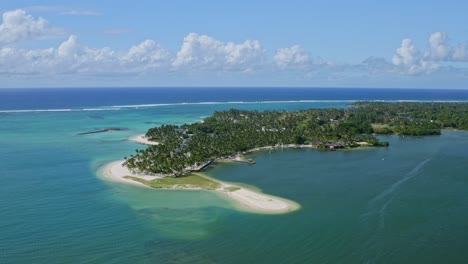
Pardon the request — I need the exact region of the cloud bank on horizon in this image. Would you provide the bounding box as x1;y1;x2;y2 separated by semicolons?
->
0;8;467;88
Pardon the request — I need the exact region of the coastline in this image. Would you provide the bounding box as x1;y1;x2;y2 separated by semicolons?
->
115;133;376;213
99;160;163;188
99;159;300;214
129;134;159;145
217;179;300;214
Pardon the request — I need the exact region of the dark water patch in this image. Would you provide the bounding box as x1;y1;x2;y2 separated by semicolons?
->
78;127;129;135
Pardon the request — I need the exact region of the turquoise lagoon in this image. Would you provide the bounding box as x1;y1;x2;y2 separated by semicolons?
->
1;100;468;263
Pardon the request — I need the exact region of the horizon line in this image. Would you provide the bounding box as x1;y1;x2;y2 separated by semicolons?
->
1;86;468;90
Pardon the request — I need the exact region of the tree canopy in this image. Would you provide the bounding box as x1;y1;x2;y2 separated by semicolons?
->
125;102;468;176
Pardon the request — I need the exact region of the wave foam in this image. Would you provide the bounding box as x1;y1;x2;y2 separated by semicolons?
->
2;99;465;113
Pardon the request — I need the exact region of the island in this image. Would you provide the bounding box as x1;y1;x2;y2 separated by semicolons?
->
102;102;468;214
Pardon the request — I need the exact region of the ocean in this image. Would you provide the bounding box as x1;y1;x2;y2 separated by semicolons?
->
1;88;467;263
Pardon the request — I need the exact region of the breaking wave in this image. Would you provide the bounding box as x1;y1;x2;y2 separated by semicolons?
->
0;100;356;113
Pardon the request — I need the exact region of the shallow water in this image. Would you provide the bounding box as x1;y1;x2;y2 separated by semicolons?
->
1;91;468;263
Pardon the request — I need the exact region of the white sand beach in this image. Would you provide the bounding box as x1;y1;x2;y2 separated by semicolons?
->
218;181;300;214
99;160;163;188
129;134;159;145
99;160;299;214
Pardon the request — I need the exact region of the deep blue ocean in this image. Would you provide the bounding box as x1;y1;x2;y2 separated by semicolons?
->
1;88;468;263
1;87;468;111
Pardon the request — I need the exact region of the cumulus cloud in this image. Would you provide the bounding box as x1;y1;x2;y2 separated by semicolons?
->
0;35;170;75
173;33;265;71
426;31;468;61
392;39;421;66
274;45;312;69
1;8;467;82
428;32;449;60
392;38;439;75
391;32;468;75
0;9;58;45
123;39;170;71
274;45;329;72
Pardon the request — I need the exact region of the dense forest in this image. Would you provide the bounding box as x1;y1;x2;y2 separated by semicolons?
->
125;102;468;176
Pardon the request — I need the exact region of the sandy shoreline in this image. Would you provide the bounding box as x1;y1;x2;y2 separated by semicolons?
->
99;159;299;214
129;134;159;145
218;180;300;214
99;160;163;188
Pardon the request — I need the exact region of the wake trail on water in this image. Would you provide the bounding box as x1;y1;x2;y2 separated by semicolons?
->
368;158;431;206
358;158;431;262
361;158;431;221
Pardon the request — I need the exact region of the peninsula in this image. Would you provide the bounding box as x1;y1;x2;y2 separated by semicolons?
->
100;160;300;213
103;102;468;213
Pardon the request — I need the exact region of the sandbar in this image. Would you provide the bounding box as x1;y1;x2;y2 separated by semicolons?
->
99;160;299;214
99;160;163;188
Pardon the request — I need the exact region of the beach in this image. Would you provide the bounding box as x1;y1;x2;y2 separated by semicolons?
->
4;87;468;263
99;159;299;214
219;181;300;214
129;134;159;145
99;160;163;188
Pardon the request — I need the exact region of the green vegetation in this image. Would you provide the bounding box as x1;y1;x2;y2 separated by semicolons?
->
124;174;221;189
352;102;468;135
125;102;468;176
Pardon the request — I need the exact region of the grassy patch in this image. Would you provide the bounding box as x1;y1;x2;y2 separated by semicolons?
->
124;174;221;190
371;123;389;129
371;123;393;134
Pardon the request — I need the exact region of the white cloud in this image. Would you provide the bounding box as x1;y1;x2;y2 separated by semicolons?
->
428;32;449;60
0;9;56;45
60;10;101;16
361;57;394;73
172;33;265;71
1;14;467;82
392;39;420;66
452;44;468;61
426;31;468;62
274;45;312;69
24;6;101;16
0;35;170;75
391;32;468;75
122;39;170;71
392;38;439;75
273;45;328;72
57;35;81;57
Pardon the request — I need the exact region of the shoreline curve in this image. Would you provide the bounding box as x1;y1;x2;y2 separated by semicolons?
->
98;159;300;214
129;134;159;145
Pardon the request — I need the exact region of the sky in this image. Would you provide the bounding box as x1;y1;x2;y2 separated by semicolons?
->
1;0;468;88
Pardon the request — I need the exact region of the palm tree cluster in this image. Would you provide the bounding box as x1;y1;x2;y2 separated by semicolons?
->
125;102;468;176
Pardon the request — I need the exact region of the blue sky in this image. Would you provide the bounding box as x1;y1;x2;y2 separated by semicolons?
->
1;0;468;88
